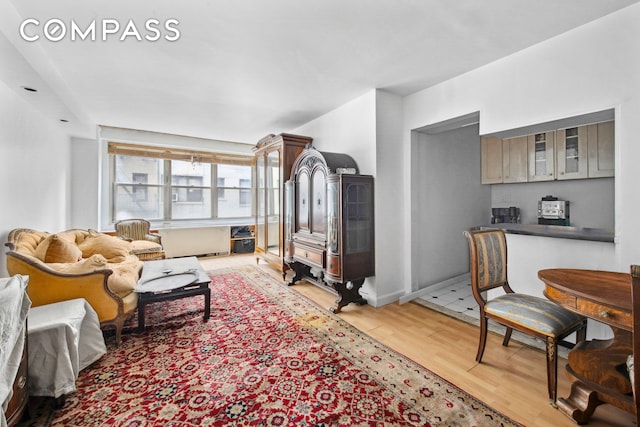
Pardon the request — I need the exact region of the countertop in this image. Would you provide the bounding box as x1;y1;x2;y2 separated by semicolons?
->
481;223;614;243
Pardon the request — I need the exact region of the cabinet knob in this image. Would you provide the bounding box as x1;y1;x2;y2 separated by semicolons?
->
304;251;308;258
17;375;26;389
599;310;610;318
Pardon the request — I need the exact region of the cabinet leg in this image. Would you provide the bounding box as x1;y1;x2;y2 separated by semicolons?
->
330;279;367;313
287;262;310;286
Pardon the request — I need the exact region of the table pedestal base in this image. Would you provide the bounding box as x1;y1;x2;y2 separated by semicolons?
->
557;381;602;424
557;330;634;424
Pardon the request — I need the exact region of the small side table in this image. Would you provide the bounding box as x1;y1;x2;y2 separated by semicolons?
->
27;299;106;406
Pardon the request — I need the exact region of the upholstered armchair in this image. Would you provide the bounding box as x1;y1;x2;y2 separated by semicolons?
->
114;219;165;261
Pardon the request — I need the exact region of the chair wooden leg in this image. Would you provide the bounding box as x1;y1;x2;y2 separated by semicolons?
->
477;317;488;362
502;327;513;347
546;339;559;404
577;320;587;343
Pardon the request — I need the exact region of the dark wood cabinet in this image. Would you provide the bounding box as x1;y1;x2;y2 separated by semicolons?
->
5;323;28;427
253;133;312;278
285;147;374;313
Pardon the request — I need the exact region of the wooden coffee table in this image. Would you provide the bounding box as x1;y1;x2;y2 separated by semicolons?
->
135;256;211;332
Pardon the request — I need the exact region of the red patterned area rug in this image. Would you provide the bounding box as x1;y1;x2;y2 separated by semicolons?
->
21;266;522;427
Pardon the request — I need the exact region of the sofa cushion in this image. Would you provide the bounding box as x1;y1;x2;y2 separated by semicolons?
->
78;230;132;263
34;234;83;263
130;240;163;254
106;255;143;295
48;254;109;274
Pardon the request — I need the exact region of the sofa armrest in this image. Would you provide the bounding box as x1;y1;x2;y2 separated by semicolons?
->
144;233;162;245
5;251;124;324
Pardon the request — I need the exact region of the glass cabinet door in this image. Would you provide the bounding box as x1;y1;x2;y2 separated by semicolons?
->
255;154;265;252
527;132;555;182
266;150;280;256
557;126;588;180
345;181;372;255
327;181;338;254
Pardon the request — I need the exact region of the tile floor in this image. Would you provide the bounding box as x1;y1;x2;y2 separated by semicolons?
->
418;280;479;321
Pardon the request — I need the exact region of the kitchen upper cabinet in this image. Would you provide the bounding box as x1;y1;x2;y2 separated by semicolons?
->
556;126;588;180
587;121;615;178
502;136;528;183
481;136;503;184
527;131;555;182
481;120;614;184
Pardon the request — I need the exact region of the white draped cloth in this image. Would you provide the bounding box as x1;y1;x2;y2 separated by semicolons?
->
0;275;30;427
27;298;107;399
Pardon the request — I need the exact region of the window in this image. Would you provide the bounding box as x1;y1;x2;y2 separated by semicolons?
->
132;173;148;201
109;142;254;222
217;178;225;199
239;178;251;206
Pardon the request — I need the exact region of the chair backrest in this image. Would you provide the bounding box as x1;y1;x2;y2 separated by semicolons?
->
630;264;640;419
115;219;151;241
464;228;509;298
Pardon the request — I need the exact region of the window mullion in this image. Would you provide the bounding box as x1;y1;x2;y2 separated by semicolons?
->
211;164;218;218
164;159;172;220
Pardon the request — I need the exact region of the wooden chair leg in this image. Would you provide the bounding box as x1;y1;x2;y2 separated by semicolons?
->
546;339;559;404
577;320;587;343
476;317;488;362
502;327;513;347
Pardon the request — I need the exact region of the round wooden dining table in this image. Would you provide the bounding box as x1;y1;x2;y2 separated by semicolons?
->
538;268;633;424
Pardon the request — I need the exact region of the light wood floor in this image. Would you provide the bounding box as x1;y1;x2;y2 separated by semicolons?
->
200;254;635;427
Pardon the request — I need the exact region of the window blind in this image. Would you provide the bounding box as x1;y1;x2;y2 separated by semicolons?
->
108;142;254;166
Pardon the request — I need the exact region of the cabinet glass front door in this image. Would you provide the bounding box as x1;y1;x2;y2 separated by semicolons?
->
256;155;265;252
564;127;580;174
528;132;555;182
266;150;280;256
557;126;588;180
345;181;372;255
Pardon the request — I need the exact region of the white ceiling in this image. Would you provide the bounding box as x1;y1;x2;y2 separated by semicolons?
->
1;0;638;143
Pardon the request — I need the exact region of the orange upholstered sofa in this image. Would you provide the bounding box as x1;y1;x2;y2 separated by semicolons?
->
5;228;143;344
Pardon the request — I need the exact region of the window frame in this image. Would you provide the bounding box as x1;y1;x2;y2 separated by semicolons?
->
109;142;254;224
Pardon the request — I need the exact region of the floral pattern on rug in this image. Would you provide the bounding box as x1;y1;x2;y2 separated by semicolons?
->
25;266;521;427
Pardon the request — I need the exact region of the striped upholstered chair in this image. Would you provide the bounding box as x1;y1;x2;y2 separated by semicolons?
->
114;219;165;261
463;228;587;405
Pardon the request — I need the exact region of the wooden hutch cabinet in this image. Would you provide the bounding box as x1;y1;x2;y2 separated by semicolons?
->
284;147;375;313
253;133;312;278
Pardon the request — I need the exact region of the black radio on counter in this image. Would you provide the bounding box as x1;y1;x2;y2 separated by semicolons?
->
537;195;570;226
491;207;520;224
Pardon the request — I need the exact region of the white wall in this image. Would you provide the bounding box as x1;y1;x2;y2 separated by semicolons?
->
70;137;100;229
373;90;404;304
292;90;377;174
0;80;74;275
403;3;640;293
291;89;406;306
491;178;614;229
412;125;491;288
